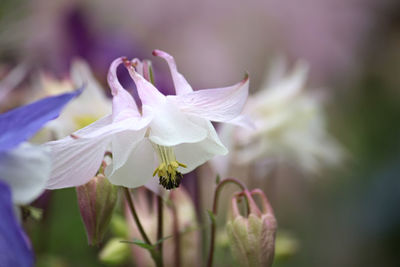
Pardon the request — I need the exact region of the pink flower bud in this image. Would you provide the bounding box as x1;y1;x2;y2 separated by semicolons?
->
76;174;118;246
227;189;277;267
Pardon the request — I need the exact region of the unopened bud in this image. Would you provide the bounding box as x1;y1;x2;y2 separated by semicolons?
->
99;238;130;265
76;174;118;245
226;189;277;267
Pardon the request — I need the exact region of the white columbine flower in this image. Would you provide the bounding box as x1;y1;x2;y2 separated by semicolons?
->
33;59;111;139
215;58;343;175
45;50;249;190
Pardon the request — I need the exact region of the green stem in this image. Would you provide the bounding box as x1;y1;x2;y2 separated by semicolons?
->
206;178;246;267
123;188;152;245
156;195;164;267
123;188;163;267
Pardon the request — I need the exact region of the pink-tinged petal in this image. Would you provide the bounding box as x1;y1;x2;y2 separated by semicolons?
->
152;49;193;95
131;58;144;76
73;114;150;139
45;115;149;189
145;103;207;146
107;58;140;120
169;74;249;123
174;117;227;173
106;139;157;188
44;136;109;189
123;58;165;107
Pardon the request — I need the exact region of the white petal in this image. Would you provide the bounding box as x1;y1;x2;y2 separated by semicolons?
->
0;143;51;205
109;128;147;175
144;177;163;195
44;136;109;189
45;115;149;189
174;117;227;173
146;103;207;146
169;75;249;123
106;139;157;188
124;60;166;106
70;59;109;104
256;60;309;106
74;114;150;139
152;49;193;95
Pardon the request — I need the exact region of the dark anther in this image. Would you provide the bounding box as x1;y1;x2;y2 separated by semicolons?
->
159;172;183;190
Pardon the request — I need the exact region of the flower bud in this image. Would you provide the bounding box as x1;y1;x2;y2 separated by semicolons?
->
76;174;118;246
226;189;277;267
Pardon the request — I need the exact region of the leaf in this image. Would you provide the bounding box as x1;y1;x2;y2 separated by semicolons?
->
154;235;173;246
207;210;216;224
120;238;155;251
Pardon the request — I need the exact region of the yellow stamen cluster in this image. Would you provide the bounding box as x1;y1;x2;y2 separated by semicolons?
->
152;145;187;190
74;115;98;129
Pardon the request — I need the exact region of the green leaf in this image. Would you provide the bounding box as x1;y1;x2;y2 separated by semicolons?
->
121;238;155;251
154;234;173;245
207;210;216;224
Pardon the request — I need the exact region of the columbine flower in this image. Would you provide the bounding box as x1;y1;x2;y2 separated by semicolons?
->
33;59;111;139
214;58;343;176
45;50;249;190
0;89;80;266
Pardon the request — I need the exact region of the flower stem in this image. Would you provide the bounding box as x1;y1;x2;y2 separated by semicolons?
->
170;193;181;267
123;187;152;245
156;195;164;266
206;178;246;267
124;188;164;267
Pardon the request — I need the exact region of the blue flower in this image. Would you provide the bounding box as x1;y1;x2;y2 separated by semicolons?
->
0;90;80;267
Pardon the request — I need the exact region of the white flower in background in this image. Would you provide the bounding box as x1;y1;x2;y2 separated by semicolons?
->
36;59;111;138
44;50;249;190
215;58;344;175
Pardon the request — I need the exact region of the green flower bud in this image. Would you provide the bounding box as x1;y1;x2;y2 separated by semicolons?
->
76;174;118;246
99;238;131;265
226;189;277;267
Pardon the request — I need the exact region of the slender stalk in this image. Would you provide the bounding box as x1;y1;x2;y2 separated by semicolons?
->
206;178;246;267
123;187;152;245
171;196;181;267
124;188;163;267
156;195;164;266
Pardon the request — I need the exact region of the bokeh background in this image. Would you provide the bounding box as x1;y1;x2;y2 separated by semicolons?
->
1;0;400;266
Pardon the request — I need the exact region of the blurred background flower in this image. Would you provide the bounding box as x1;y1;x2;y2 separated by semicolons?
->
1;0;399;266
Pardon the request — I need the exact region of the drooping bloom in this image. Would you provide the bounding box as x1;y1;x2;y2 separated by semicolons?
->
0;90;80;266
45;50;249;190
213;58;344;176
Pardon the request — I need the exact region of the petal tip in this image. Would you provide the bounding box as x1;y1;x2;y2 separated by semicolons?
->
242;72;250;84
122;57;131;68
152;49;172;60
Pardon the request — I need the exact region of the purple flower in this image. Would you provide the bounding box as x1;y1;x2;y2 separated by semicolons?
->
0;90;80;266
0;180;33;267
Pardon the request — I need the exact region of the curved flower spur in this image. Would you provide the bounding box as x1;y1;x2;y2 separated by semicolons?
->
45;50;250;190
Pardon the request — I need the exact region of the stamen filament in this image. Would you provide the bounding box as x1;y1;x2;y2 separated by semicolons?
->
152;144;186;190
